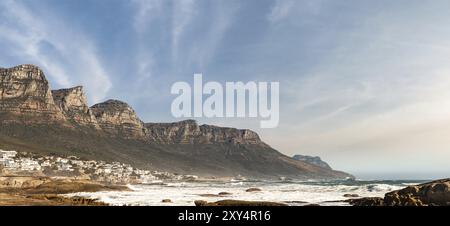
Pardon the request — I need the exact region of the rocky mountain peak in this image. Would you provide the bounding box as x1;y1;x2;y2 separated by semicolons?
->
293;155;332;170
0;64;64;121
90;99;146;138
52;86;99;127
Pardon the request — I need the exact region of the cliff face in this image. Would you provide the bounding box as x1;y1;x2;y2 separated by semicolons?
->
52;86;99;127
145;120;266;146
0;65;64;122
292;155;332;170
90;99;146;138
0;64;353;179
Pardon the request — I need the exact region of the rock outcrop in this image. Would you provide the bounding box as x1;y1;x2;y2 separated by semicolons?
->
90;99;146;138
384;179;450;206
0;65;64;122
145;120;266;146
292;155;332;170
52;86;99;127
348;179;450;206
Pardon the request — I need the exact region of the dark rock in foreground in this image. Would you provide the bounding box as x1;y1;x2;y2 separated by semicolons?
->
347;197;384;206
348;179;450;206
343;194;359;198
246;188;262;192
384;179;450;206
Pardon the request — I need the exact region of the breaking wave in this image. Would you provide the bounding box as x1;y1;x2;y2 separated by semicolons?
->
66;179;427;206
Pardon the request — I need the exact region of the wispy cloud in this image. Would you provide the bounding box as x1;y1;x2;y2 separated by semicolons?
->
171;0;196;62
132;0;163;34
0;0;111;104
186;2;238;69
130;0;164;97
267;0;295;23
267;0;326;23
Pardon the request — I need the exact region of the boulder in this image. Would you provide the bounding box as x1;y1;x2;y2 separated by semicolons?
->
343;194;359;198
348;179;450;206
246;188;262;192
384;179;450;206
347;197;384;206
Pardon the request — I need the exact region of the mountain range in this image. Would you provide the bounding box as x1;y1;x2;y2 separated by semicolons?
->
0;64;352;179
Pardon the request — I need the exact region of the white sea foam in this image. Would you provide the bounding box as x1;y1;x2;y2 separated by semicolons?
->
66;180;421;206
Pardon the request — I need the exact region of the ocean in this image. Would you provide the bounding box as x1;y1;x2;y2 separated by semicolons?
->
66;179;428;206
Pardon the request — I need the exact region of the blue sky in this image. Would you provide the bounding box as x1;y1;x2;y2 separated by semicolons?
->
1;0;450;179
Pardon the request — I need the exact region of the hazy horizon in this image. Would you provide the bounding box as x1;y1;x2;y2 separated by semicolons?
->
1;0;450;179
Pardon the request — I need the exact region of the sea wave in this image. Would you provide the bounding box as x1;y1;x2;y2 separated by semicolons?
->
65;180;423;206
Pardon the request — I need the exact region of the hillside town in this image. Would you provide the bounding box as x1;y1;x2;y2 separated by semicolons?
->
0;149;198;184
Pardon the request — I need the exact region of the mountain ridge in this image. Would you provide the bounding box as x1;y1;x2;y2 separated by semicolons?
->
0;64;353;179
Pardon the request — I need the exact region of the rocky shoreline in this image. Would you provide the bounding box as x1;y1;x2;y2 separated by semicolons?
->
1;178;449;206
0;176;128;206
193;179;450;207
347;179;450;206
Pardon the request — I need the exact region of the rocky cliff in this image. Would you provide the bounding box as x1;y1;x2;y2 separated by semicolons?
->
0;64;353;179
145;120;266;146
90;99;146;138
52;86;99;128
0;65;64;122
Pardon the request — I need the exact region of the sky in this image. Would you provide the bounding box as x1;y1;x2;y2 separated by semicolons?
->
1;0;450;179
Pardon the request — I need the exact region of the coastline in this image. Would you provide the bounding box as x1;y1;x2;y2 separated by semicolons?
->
1;176;449;206
0;176;128;206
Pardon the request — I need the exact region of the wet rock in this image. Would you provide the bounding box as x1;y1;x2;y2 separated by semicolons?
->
384;179;450;206
194;200;208;206
347;197;384;206
219;192;232;196
348;179;450;206
246;188;262;192
343;194;359;198
303;204;321;206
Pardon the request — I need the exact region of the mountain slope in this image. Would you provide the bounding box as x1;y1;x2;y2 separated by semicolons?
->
0;64;352;179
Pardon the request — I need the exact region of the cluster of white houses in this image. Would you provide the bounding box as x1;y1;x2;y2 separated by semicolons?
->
0;150;197;184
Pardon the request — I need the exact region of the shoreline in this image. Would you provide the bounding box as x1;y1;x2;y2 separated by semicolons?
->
1;176;448;206
0;176;129;206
